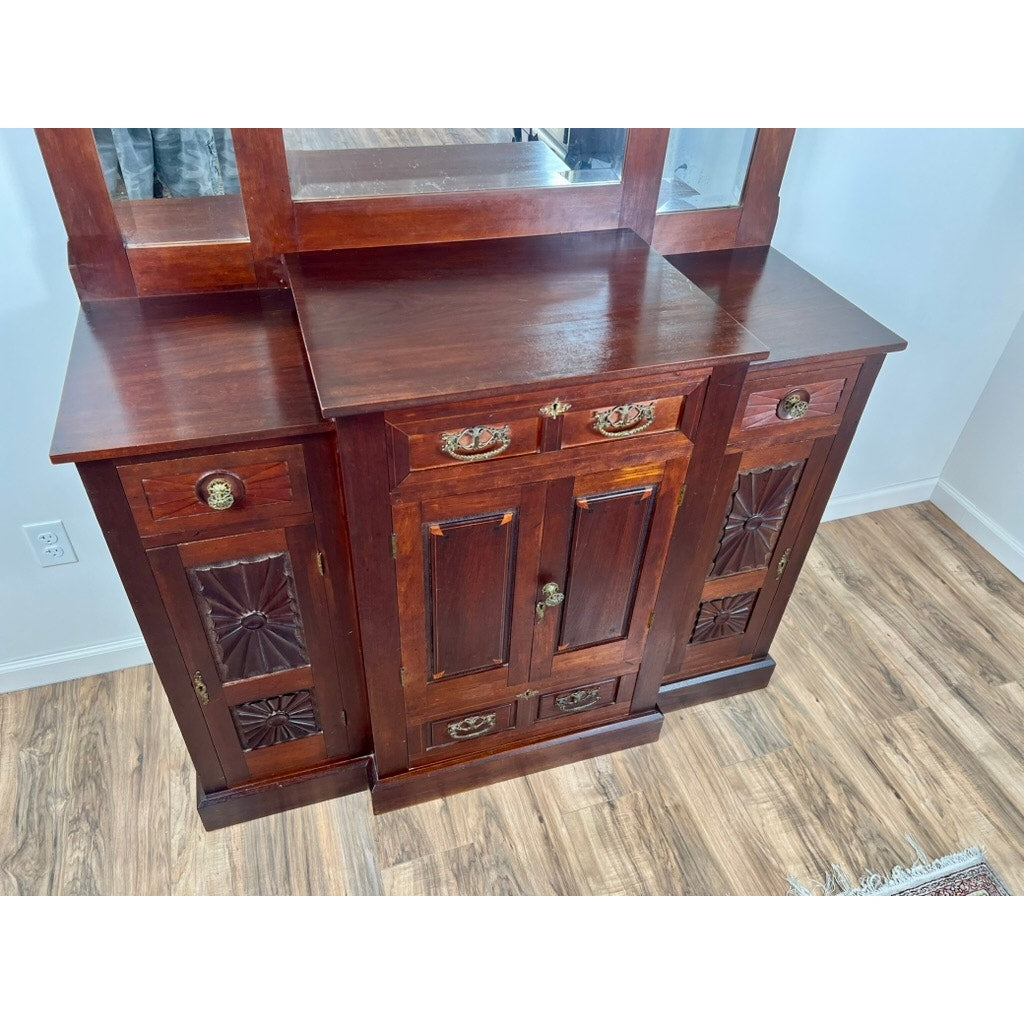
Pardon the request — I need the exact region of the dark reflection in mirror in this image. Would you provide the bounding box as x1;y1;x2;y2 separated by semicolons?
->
93;129;241;200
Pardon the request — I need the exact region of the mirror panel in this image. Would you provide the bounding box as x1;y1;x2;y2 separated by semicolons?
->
657;129;757;213
93;129;249;245
284;129;628;200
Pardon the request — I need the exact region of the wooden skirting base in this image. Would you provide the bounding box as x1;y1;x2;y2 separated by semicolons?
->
657;656;776;713
371;712;664;814
197;755;374;830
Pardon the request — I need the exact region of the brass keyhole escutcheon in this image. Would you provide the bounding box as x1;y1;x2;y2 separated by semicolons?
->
536;581;565;623
196;470;246;511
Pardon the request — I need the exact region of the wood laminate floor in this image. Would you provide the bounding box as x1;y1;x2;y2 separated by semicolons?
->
2;502;1022;896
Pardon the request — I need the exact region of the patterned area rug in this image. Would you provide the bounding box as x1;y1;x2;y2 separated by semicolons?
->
789;838;1011;896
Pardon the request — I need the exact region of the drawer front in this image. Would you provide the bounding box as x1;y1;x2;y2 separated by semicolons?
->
387;400;544;483
119;444;312;537
536;678;620;720
733;361;862;443
386;372;706;489
427;703;517;750
560;394;687;449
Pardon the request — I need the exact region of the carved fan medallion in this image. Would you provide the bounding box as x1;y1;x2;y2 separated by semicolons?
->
188;552;309;682
709;462;804;578
231;690;321;750
690;591;757;645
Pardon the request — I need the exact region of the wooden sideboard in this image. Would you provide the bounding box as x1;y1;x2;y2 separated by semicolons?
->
50;232;905;827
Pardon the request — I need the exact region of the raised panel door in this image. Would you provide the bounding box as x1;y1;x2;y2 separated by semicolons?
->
392;482;546;722
531;460;688;686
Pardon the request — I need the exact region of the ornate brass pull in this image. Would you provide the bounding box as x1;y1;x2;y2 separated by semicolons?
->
592;402;656;438
447;713;497;741
776;547;792;579
540;397;572;419
535;581;565;623
777;389;811;421
192;670;210;706
440;425;511;462
554;688;602;713
196;471;245;511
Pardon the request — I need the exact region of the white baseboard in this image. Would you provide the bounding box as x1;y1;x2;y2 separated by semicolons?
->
931;479;1024;582
0;636;152;695
822;477;939;522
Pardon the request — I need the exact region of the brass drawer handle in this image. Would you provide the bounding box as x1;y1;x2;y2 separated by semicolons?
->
447;713;497;741
592;402;656;438
536;581;565;623
777;389;811;421
195;470;245;511
440;425;511;462
554;688;602;714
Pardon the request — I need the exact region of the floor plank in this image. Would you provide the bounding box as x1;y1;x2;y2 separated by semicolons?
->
1;502;1021;895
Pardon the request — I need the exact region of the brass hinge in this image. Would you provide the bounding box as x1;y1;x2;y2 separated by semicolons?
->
192;670;210;706
776;547;792;579
677;483;688;508
648;610;656;631
316;551;326;576
340;709;348;725
400;665;406;687
391;533;399;559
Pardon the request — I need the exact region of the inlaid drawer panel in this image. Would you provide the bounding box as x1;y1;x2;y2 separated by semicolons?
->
560;394;686;448
426;703;517;750
119;444;311;537
733;361;862;443
386;371;707;488
557;375;705;453
386;398;544;483
536;678;621;721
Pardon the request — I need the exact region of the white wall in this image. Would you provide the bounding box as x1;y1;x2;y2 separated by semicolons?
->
773;128;1024;521
933;311;1024;580
0;129;148;692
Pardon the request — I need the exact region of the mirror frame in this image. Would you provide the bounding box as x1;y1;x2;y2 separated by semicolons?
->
35;128;795;300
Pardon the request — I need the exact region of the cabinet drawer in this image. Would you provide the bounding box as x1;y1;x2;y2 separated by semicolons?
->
535;678;621;721
425;703;517;751
558;383;698;451
733;361;861;443
386;373;706;488
119;444;312;537
387;400;544;483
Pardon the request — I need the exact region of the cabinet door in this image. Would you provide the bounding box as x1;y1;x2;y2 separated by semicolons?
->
392;482;546;722
664;437;831;680
531;460;688;686
149;525;352;785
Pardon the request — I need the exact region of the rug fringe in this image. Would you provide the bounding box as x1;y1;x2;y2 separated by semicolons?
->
788;835;986;896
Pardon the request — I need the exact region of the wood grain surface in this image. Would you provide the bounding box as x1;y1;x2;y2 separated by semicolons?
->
3;502;1021;895
286;230;768;418
50;291;327;464
668;247;908;367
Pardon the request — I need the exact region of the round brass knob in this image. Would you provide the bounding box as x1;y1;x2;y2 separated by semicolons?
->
196;471;245;511
777;389;811;421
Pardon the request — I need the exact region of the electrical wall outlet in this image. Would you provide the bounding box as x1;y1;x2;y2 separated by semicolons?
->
23;520;79;567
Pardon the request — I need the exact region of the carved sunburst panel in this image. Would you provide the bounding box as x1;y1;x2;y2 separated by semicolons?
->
690;591;757;645
709;462;804;578
231;690;321;750
188;552;310;682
